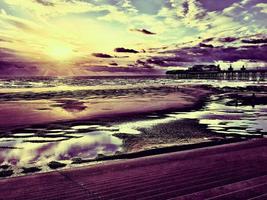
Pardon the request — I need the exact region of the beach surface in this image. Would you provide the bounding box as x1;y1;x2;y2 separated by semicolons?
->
1;77;267;178
0;138;267;200
0;80;219;177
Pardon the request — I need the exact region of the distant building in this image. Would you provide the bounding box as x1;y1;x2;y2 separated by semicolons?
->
188;64;221;72
228;64;234;71
240;65;246;71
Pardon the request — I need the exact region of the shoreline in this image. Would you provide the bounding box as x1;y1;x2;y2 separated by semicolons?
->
1;137;265;181
0;136;259;180
71;137;250;164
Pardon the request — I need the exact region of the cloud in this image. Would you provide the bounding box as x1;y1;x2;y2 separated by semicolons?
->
256;3;267;13
145;55;194;67
199;43;214;48
241;38;267;44
202;37;214;42
219;37;238;43
109;62;118;66
35;0;55;7
181;0;207;22
117;0;138;14
0;11;42;34
143;36;267;69
0;47;18;59
3;0;98;18
114;47;139;53
0;38;12;43
199;0;237;11
130;28;156;35
92;53;113;58
82;65;161;74
0;60;41;76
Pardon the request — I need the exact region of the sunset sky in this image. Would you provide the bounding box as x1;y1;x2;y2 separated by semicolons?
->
0;0;266;76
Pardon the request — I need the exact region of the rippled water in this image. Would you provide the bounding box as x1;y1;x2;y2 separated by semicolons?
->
0;124;122;167
0;76;266;177
0;76;263;89
168;95;267;136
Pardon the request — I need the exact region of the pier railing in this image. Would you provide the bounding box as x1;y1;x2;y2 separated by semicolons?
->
166;70;267;81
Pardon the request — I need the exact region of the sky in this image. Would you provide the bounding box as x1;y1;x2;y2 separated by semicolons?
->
0;0;266;76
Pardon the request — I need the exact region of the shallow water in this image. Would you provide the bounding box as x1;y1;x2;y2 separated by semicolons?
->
168;95;267;136
0;76;266;177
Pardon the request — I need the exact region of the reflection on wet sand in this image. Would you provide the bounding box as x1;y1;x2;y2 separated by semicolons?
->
0;86;209;128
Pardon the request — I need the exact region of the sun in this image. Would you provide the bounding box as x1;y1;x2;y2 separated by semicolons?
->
46;42;74;61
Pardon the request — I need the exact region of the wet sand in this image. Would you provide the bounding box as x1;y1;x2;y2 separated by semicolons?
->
0;85;211;130
114;119;220;153
0;84;217;178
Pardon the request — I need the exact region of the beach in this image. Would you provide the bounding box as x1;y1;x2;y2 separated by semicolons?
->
0;0;266;198
0;77;267;178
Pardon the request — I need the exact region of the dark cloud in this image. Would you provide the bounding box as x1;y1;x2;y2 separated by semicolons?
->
0;48;18;58
182;1;189;16
130;28;156;35
199;43;214;48
206;45;267;62
134;60;155;69
145;43;267;68
199;0;237;11
0;48;42;76
0;38;12;43
202;38;214;43
114;55;130;58
114;47;139;53
241;38;267;44
219;37;238;43
109;62;118;66
145;54;194;67
36;0;55;6
0;61;21;69
83;65;160;74
136;59;146;65
0;60;40;76
92;53;113;58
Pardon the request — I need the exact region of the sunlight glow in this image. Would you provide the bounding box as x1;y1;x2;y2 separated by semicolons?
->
46;43;74;61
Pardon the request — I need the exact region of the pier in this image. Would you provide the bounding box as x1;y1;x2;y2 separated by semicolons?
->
166;65;267;81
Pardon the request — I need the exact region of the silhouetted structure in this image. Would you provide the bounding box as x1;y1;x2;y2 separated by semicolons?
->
188;64;221;72
166;65;267;81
